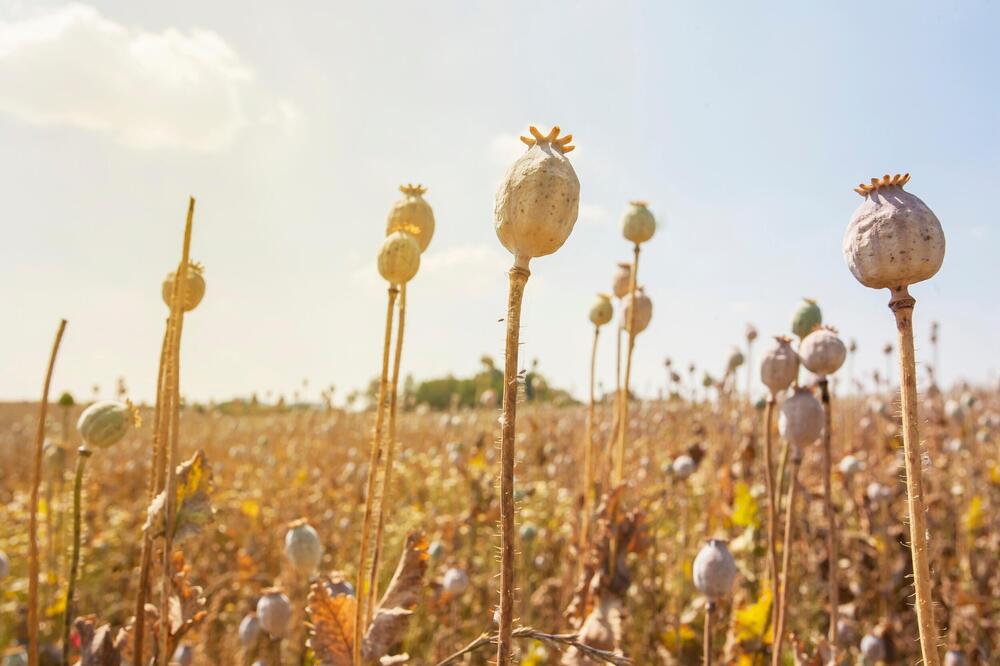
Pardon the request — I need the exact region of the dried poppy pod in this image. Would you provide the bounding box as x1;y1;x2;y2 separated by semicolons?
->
256;588;292;638
693;538;737;600
494;126;579;268
799;326;847;377
284;519;323;573
612;262;633;299
844;173;945;290
760;336;799;395
621;200;656;245
162;262;206;312
386;183;435;252
778;387;824;447
727;347;745;374
76;401;131;449
589;293;613;327
791;298;822;339
620;286;652;334
377;231;421;284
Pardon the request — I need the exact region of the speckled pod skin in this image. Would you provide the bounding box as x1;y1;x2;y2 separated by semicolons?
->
76;401;130;449
256;589;292;637
844;175;944;289
693;539;737;600
612;262;632;299
799;327;847;376
791;298;822;339
620;288;652;334
778;387;824;447
589;293;613;326
494;127;579;268
284;520;323;573
761;336;799;395
386;184;435;252
621;201;656;244
377;231;421;284
162;264;206;312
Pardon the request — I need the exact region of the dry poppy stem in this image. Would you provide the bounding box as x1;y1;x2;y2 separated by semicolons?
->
368;282;407;622
580;324;601;556
703;600;715;666
762;397;779;630
354;284;398;665
498;264;529;665
61;445;91;666
613;243;641;484
159;197;195;666
772;454;801;666
818;377;839;657
889;286;941;666
28;319;67;666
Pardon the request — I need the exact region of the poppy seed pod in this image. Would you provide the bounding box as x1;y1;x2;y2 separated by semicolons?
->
791;298;822;339
838;454;862;477
442;567;469;595
727;347;745;373
238;613;260;647
377;231;421;285
799;326;847;377
589;293;613;327
621;200;656;245
944;650;967;666
386;183;435;252
620;287;652;334
612;262;633;299
672;454;696;479
692;539;737;600
284;519;323;573
760;336;799;396
494;126;579;267
172;645;193;666
256;588;292;637
76;401;131;449
0;550;8;579
844;174;945;290
859;633;886;664
162;262;206;312
778;388;824;447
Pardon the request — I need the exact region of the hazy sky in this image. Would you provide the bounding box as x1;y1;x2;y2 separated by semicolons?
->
2;1;998;405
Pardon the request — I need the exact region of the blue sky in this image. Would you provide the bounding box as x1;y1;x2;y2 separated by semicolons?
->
1;1;997;403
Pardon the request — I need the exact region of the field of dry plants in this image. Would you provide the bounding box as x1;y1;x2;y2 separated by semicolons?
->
1;129;998;666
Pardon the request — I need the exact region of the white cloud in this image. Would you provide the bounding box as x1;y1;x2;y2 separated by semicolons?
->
0;4;296;151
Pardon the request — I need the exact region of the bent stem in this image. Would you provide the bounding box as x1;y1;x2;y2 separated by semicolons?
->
497;263;530;665
354;285;398;665
818;378;839;657
28;319;67;666
368;283;407;622
762;397;779;632
889;286;941;666
772;453;801;666
62;446;92;666
613;243;641;485
580;324;600;558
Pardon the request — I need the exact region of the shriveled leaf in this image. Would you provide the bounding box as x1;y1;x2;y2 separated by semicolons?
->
363;532;429;661
118;604;158;666
307;574;356;666
163;551;208;656
75;615;125;666
144;450;215;542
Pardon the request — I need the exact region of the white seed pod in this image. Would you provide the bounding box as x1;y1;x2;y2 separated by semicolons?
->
589;293;613;327
838;454;863;477
672;454;696;479
386;183;435;252
778;388;824;447
172;645;193;666
620;287;652;334
761;336;799;395
866;482;891;504
621;200;656;245
844;174;945;290
944;650;967;666
377;231;421;285
256;589;292;637
799;326;847;377
442;567;469;595
0;550;8;579
77;401;131;449
284;519;323;573
692;539;737;600
494;126;579;267
238;613;260;647
612;262;633;299
162;263;206;312
859;633;886;664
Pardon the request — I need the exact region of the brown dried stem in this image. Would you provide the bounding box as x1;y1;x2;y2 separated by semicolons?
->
581;324;601;557
613;243;641;484
772;453;801;666
61;445;91;666
438;626;630;666
818;378;839;659
763;397;779;637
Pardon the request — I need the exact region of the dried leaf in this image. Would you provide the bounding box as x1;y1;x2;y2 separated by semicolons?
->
363;532;429;661
75;615;125;666
308;575;357;666
143;450;215;542
561;595;624;665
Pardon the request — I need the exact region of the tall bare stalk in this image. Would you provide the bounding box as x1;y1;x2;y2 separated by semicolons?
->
762;397;779;632
581;323;600;554
818;377;839;656
613;243;640;484
772;451;801;666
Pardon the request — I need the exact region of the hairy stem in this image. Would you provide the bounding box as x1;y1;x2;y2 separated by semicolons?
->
819;378;839;659
62;446;92;666
772;455;800;666
763;397;779;637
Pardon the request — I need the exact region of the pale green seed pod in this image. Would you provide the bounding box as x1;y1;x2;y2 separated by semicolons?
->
76;401;130;449
589;293;613;327
778;388;824;447
844;174;945;290
386;183;435;252
791;298;822;339
621;200;656;245
799;326;847;377
162;263;206;312
377;231;421;285
494;126;579;267
284;519;323;573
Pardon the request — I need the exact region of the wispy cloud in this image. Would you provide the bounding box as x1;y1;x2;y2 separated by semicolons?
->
0;4;297;151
